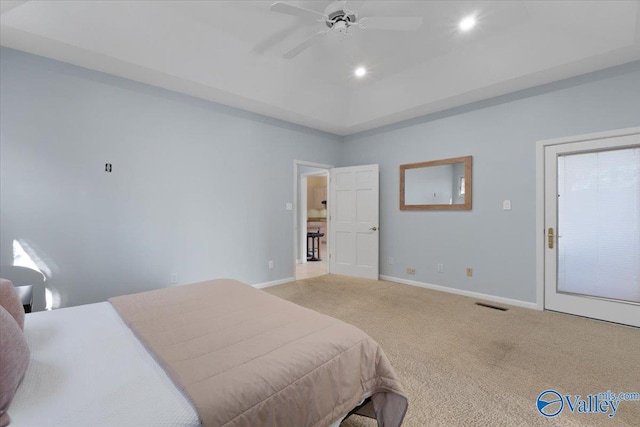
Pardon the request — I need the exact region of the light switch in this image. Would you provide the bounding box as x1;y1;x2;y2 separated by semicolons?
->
503;200;512;211
285;203;293;211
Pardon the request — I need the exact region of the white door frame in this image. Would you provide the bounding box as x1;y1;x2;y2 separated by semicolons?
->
535;126;640;311
293;160;332;276
299;173;308;264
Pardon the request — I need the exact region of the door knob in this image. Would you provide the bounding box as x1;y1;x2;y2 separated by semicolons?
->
370;226;378;231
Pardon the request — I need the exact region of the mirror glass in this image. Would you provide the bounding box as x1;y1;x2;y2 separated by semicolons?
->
400;156;472;210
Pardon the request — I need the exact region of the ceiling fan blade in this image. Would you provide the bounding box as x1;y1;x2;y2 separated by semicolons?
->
270;2;326;21
283;30;329;59
359;16;423;31
253;22;302;54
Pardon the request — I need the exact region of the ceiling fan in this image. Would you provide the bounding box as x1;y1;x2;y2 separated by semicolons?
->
270;1;423;58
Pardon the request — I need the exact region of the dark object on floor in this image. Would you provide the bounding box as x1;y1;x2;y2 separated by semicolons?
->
307;231;325;261
475;302;508;311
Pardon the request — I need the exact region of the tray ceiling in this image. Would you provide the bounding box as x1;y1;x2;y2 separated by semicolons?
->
2;1;639;135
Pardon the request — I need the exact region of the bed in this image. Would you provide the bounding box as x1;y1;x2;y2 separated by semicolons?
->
6;279;407;427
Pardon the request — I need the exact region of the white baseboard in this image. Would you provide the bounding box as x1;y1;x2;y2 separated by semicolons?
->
379;275;538;310
253;277;295;289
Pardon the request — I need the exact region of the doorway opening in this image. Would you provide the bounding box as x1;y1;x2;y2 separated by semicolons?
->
293;161;332;281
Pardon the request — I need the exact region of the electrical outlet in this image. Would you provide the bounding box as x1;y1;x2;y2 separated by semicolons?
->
466;268;473;277
268;260;274;270
406;267;415;275
388;257;394;265
437;263;444;273
170;273;178;284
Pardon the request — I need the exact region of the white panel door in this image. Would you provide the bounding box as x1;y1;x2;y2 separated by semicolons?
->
329;165;379;279
544;133;640;327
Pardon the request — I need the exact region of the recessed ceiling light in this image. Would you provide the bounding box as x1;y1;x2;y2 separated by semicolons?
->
354;67;367;78
459;15;476;32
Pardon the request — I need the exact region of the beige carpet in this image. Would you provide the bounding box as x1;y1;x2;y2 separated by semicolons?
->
265;274;640;426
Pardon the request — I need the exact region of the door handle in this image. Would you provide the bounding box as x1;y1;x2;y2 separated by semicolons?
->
548;227;554;249
370;226;378;231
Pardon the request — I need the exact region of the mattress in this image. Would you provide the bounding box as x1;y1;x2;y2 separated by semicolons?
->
9;302;200;427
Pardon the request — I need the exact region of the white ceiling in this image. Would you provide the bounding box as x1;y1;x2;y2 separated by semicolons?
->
1;1;639;135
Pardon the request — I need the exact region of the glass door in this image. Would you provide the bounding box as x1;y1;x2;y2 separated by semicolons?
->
544;134;640;327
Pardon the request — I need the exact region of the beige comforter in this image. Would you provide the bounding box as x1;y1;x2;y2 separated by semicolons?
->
109;279;407;427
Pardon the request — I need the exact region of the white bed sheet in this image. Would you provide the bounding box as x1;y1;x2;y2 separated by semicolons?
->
10;302;200;427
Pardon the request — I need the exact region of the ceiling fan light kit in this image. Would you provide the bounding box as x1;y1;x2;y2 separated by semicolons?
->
271;1;423;58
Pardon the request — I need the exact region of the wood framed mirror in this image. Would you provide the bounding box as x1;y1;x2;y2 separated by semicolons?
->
400;156;472;210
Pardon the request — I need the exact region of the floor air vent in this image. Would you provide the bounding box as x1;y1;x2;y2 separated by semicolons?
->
475;302;508;311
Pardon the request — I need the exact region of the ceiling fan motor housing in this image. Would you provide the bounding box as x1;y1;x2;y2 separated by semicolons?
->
326;10;356;27
324;0;357;30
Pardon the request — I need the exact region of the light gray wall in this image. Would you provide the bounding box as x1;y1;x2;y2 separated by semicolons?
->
2;46;639;310
341;61;640;303
0;48;342;311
